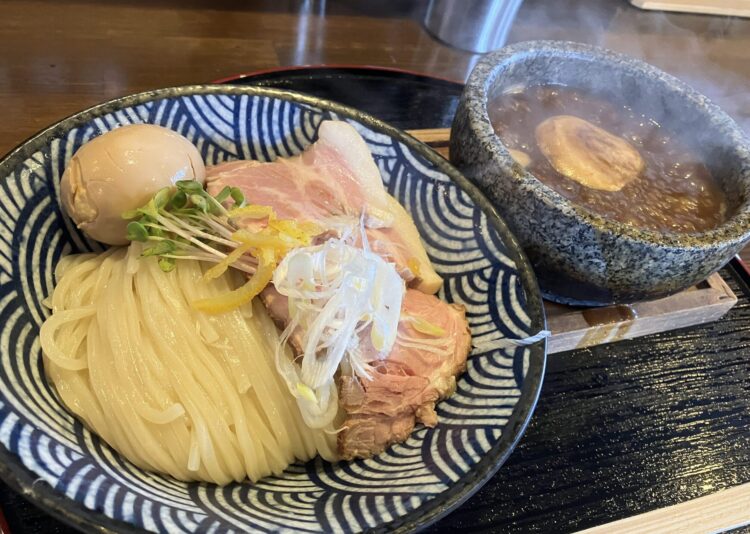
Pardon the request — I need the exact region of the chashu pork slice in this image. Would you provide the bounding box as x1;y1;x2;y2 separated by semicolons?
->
206;120;442;294
337;289;471;460
261;287;471;460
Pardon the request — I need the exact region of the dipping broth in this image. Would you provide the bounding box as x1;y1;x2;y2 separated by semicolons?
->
488;85;728;233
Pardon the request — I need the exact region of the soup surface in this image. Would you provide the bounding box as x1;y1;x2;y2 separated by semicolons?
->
488;85;727;233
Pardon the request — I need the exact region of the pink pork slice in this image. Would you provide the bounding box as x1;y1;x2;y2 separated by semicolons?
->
261;287;471;460
206;120;443;294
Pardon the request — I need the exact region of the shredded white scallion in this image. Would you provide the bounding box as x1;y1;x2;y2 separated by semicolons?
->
272;231;405;429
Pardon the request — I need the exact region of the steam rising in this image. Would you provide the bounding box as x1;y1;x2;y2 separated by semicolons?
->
504;0;749;135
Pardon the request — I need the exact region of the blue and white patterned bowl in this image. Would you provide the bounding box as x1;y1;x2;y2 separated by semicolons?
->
0;86;546;532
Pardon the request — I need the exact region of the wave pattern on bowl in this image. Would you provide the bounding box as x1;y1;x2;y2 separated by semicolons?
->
0;92;536;532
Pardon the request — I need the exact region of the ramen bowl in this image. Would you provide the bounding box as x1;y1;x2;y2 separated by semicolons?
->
451;40;750;305
0;86;546;532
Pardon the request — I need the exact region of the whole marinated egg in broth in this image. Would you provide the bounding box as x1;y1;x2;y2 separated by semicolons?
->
488;85;727;233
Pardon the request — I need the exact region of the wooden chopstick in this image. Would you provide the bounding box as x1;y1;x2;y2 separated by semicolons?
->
576;483;750;534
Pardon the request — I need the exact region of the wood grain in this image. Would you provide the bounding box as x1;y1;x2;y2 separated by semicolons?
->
0;0;477;159
546;273;737;353
406;127;452;145
577;482;750;533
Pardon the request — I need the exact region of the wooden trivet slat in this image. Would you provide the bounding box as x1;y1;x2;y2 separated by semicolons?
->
407;127;738;353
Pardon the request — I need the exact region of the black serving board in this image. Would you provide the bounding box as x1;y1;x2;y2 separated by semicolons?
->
2;67;749;534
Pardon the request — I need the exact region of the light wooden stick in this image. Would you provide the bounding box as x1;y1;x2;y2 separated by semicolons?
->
408;128;451;158
577;483;750;534
406;127;451;145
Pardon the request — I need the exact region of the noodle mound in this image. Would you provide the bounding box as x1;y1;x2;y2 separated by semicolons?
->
40;245;337;484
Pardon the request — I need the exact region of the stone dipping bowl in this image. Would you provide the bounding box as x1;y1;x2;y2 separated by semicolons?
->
450;40;750;305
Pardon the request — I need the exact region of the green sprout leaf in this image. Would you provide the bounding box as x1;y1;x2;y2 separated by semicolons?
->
139;198;159;219
176;180;203;194
153;187;172;210
126;221;149;242
214;186;232;203
230;187;245;207
190;194;208;212
169;190;188;210
121;208;141;220
204;195;226;216
142;240;177;257
158;256;176;272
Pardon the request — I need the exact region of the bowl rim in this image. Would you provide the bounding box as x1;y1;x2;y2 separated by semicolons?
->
0;85;547;534
463;39;750;251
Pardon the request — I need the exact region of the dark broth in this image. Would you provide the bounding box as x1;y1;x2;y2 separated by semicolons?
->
488;85;727;233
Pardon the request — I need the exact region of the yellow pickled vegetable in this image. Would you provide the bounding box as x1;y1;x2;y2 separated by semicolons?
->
192;248;276;314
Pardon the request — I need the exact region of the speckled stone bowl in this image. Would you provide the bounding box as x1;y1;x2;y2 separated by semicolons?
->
450;40;750;305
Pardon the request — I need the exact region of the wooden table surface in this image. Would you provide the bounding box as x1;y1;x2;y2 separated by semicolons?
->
3;0;749;257
1;0;748;160
1;1;750;532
